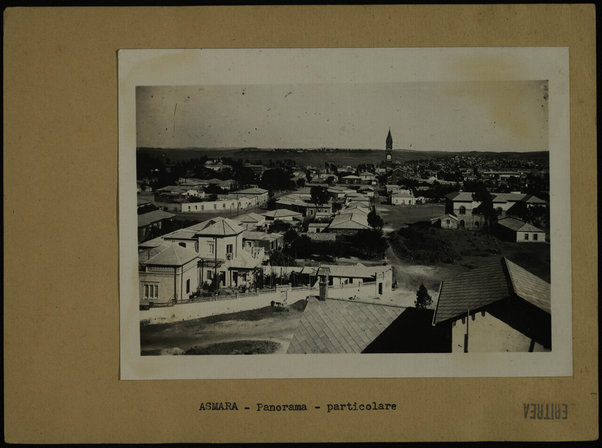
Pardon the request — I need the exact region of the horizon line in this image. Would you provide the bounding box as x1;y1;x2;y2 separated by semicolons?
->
137;146;549;154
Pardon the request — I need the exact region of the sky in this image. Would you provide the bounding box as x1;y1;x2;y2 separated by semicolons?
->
136;81;548;152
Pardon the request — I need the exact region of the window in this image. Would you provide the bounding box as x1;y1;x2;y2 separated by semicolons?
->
226;244;233;254
186;279;190;294
496;207;503;216
201;205;204;211
446;219;450;225
144;284;158;298
524;233;529;240
208;242;215;255
195;205;197;210
223;203;226;208
207;271;213;279
533;234;538;241
459;206;466;215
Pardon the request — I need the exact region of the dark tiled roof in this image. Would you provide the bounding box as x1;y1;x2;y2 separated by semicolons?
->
287;297;404;354
432;258;550;324
433;259;511;324
505;259;551;313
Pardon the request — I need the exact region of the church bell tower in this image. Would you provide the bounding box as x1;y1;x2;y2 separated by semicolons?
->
385;129;393;166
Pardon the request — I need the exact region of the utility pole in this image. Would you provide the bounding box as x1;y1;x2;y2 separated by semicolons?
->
214;236;218;292
464;309;470;353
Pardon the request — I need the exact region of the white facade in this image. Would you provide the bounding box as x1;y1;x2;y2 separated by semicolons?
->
451;311;549;353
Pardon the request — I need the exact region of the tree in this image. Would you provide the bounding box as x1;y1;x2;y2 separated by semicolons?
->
310;186;330;205
367;209;384;230
266;197;277;210
472;186;497;233
289;234;313;259
296;178;306;188
260;168;295;191
270;220;292;233
269;250;297;267
283;229;299;244
332;202;343;213
415;284;432;309
351;229;388;258
205;184;225;195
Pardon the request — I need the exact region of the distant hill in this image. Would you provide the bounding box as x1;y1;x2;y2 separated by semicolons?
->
136;147;548;167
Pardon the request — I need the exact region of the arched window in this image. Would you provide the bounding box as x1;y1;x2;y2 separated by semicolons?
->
459;206;466;215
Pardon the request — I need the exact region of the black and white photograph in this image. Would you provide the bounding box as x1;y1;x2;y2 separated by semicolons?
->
119;48;571;379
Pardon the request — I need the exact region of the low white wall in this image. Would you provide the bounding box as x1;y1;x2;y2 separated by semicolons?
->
139;281;392;325
327;282;380;300
140;286;317;325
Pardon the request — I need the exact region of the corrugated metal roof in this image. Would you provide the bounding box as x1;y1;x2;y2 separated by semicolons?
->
287;297;404;353
189;217;246;236
263;209;303;218
445;191;474;201
235;187;268;194
491;192;526;202
328;211;369;230
497;217;544;233
163;228;198;240
232;212;265;223
522;194;548;205
140;242;199;266
137;210;175;227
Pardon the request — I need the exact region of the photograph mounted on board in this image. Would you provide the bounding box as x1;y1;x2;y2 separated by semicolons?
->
119;48;571;379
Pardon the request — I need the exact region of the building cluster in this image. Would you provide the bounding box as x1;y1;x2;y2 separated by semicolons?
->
137;130;552;354
154;183;269;214
435;191;548;242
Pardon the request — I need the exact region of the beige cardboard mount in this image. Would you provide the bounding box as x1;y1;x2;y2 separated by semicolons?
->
4;5;597;443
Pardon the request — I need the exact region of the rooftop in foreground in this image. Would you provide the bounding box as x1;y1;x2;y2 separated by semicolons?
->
287;297;404;354
432;257;550;325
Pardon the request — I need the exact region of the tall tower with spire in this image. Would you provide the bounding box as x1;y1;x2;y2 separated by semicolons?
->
385;129;393;166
